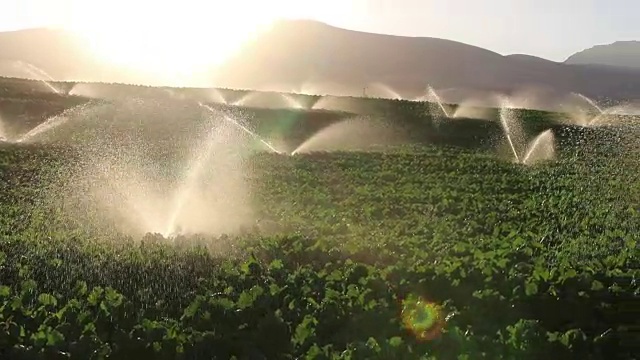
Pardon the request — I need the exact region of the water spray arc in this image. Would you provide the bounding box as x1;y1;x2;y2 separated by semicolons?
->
198;103;283;153
498;104;522;163
498;96;556;165
425;86;451;118
565;93;637;127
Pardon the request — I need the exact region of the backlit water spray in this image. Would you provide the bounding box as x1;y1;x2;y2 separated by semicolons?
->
0;115;7;141
521;129;555;165
16;61;60;94
498;98;522;163
426;86;451;118
498;96;555;165
45;100;258;238
199;103;282;153
164;125;228;237
573;92;604;115
16;102;102;143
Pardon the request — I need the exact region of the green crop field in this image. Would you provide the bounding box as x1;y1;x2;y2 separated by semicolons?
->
0;79;638;359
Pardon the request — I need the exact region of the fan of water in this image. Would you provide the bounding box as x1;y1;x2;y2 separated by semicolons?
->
163;120;251;236
367;83;404;100
563;92;604;126
206;88;230;105
416;86;451;119
233;91;305;110
282;94;305;109
573;92;605;114
291;117;405;155
312;96;370;114
43;102;259;238
565;93;638;127
69;83;139;100
520;129;556;165
0;115;7;142
16;102;104;143
4;61;61;94
498;100;525;162
428;87;451;118
199;103;282;153
451;93;501;120
498;96;555;165
68;83;101;98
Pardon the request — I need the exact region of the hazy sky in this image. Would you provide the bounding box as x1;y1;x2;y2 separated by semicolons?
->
1;0;638;62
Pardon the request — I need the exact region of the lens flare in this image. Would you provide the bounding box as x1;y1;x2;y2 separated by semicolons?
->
401;295;444;341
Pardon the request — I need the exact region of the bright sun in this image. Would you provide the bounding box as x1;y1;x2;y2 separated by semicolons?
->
65;0;315;85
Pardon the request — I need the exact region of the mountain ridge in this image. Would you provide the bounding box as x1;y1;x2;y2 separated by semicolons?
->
213;20;640;100
0;20;639;101
565;40;640;69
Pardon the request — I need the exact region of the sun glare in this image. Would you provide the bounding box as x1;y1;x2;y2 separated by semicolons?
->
64;0;321;85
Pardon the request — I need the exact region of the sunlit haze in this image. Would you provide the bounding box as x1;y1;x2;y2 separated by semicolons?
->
2;0;364;83
1;0;638;84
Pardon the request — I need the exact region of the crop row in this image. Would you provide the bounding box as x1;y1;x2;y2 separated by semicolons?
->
0;133;638;358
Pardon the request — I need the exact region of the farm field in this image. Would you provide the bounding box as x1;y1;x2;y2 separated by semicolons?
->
0;79;639;359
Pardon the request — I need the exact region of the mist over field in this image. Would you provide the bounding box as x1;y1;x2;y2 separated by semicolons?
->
0;5;638;358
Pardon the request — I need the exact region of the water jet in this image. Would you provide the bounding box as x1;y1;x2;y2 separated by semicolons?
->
498;96;555;165
292;117;405;155
51;102;257;238
5;60;61;94
16;102;103;143
367;83;404;100
199;103;283;153
0;115;7;142
232;91;305;110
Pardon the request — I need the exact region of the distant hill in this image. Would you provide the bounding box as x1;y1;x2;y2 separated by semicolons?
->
506;54;560;65
1;21;640;101
565;41;640;69
213;20;640;101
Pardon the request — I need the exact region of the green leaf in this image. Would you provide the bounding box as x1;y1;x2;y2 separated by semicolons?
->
269;284;281;295
293;315;317;346
525;282;538;296
105;287;123;307
38;293;57;307
211;297;234;310
87;287;103;306
83;322;96;335
0;285;10;297
237;291;254;309
20;280;37;293
75;281;88;296
563;269;577;280
591;280;604;291
46;329;65;346
305;344;323;359
32;330;47;347
183;298;202;319
625;239;637;250
366;337;381;352
533;267;549;281
269;259;284;270
388;336;403;347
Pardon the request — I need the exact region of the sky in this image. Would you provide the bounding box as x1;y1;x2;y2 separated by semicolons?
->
1;0;638;62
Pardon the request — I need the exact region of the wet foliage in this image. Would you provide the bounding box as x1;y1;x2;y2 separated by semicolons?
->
0;119;638;359
0;82;638;358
